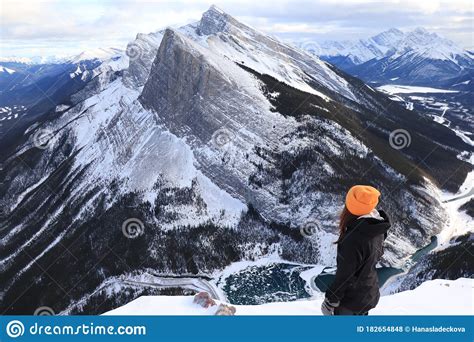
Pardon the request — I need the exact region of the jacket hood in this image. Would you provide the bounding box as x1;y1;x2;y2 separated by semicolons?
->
347;210;391;238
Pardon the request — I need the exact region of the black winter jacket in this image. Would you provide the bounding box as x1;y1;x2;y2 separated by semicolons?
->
325;210;390;312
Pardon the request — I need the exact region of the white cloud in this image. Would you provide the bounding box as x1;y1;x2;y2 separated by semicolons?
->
1;0;472;57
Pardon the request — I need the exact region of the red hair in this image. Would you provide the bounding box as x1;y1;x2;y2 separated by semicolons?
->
335;206;357;244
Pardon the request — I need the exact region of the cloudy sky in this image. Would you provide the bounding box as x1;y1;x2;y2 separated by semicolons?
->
1;0;473;57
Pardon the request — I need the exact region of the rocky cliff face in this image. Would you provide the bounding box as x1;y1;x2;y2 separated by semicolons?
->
123;31;165;88
139;28;292;221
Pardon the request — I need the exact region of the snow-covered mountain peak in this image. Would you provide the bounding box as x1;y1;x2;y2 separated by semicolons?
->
314;27;471;64
197;5;267;40
387;27;403;34
209;4;225;13
393;28;467;62
413;26;428;34
198;5;233;35
140;26;275;130
370;28;404;46
123;6;356;100
403;28;444;46
67;47;123;63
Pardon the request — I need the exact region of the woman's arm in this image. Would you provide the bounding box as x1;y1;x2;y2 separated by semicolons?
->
325;237;363;304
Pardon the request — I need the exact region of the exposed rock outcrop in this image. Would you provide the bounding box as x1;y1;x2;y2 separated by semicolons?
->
214;304;236;316
193;292;217;308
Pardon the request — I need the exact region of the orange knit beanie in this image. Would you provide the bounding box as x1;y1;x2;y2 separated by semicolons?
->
345;185;380;216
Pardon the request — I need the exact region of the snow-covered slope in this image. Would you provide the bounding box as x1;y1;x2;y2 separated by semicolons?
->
104;278;473;315
0;66;15;74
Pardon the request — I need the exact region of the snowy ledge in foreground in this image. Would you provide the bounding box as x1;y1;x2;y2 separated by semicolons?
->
105;278;473;316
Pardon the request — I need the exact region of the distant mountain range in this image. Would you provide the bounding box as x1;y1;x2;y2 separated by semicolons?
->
0;48;123;65
0;47;126;154
0;56;66;65
298;28;474;90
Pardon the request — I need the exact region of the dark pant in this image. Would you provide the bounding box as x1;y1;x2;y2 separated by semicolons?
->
334;306;369;316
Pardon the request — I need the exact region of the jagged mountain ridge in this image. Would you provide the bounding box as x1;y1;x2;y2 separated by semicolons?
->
305;27;474;87
0;6;472;314
316;28;405;64
125;6;356;101
316;28;470;64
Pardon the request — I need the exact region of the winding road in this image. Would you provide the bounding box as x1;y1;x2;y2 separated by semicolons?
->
443;186;474;203
122;276;225;301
